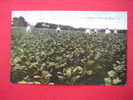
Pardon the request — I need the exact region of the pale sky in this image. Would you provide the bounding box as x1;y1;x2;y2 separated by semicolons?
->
12;11;127;30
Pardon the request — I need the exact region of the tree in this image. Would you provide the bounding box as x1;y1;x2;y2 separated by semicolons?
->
13;16;28;27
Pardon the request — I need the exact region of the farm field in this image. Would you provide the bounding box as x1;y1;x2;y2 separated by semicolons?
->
11;27;127;85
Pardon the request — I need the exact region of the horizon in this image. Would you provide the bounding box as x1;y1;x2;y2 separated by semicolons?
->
12;11;127;30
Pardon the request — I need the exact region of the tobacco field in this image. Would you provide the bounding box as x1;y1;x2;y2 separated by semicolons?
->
11;27;127;85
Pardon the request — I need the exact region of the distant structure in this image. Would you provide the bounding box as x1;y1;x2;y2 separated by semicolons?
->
56;26;61;33
94;28;98;33
42;23;50;28
114;29;118;34
85;28;99;34
85;28;91;34
26;25;32;33
105;28;111;34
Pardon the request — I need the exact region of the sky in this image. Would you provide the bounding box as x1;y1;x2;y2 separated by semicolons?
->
12;11;127;30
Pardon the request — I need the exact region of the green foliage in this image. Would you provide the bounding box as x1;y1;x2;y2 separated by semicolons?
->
104;58;126;85
13;16;28;27
11;27;127;85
